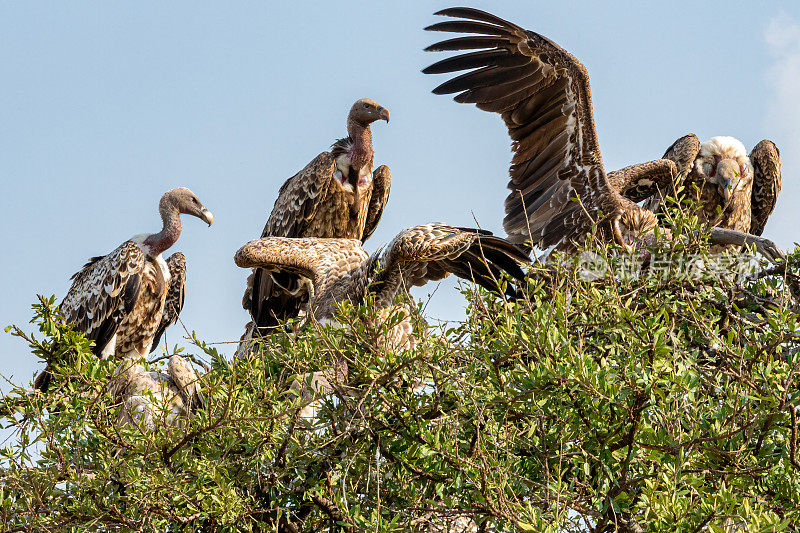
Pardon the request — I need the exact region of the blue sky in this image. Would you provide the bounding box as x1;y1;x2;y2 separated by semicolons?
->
1;1;799;387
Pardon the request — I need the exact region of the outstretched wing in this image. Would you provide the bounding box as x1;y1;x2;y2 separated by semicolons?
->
60;241;145;356
362;165;391;243
376;223;529;300
149;252;186;353
244;152;337;328
608;159;678;202
424;7;625;249
642;134;701;212
235;237;368;297
749;140;781;236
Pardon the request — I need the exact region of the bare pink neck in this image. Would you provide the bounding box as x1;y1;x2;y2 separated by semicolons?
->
143;200;181;257
347;117;374;170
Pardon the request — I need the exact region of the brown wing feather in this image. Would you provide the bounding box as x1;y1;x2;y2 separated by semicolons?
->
60;241;145;354
424;7;626;249
261;152;337;239
36;241;144;392
642;134;701;212
236;237;368;295
749;140;781;236
608;159;677;202
149;252;186;353
244;152;337;328
375;223;528;300
361;165;391;243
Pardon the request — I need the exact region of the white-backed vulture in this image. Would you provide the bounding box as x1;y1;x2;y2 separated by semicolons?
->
422;8;671;251
34;188;213;392
642;134;781;236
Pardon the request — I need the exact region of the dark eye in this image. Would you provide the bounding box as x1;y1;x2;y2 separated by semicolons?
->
363;103;369;109
192;197;199;205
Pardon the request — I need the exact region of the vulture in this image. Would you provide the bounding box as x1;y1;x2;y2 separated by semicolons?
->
108;354;205;429
242;98;391;335
150;252;187;352
235;223;529;351
642;134;782;236
235;223;529;416
33;187;213;392
422;8;785;258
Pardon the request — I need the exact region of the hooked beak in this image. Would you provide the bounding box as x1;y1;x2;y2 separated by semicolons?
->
714;159;738;205
377;106;390;123
612;216;634;254
200;208;214;227
719;178;734;204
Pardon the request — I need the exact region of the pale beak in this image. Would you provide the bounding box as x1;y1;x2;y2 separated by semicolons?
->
721;180;733;204
612;216;634;254
200;208;214;227
378;106;390;123
714;159;738;205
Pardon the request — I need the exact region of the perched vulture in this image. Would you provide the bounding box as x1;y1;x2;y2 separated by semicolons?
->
243;98;391;333
423;8;785;258
235;223;529;350
108;354;205;429
235;223;529;414
34;188;213;392
642;135;782;235
150;252;186;353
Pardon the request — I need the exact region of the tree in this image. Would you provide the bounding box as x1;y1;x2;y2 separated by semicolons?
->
2;221;800;532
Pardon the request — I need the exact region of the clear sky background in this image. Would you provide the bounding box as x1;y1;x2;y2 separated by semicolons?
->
1;1;799;388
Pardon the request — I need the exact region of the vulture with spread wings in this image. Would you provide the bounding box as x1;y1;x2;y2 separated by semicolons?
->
642;134;781;236
423;7;673;251
235;223;528;351
423;8;784;257
243;99;391;334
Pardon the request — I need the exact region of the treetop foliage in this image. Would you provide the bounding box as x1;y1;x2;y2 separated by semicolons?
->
2;217;800;532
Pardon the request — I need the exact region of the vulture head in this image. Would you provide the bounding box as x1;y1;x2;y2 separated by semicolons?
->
612;208;661;252
349;98;390;126
162;187;214;227
694;136;753;205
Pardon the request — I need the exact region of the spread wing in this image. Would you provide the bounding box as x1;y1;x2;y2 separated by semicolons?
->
375;223;529;300
424;7;626;249
608;159;678;202
749;140;781;236
235;237;368;298
149;252;186;353
60;241;145;356
642;134;701;212
661;134;701;180
361;164;391;243
244;152;337;328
